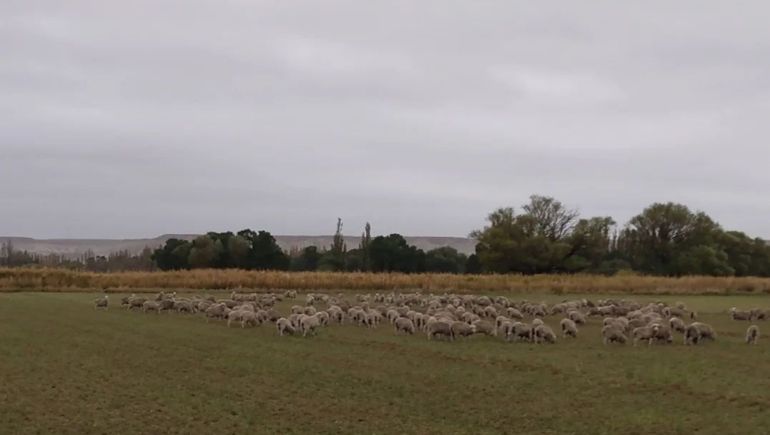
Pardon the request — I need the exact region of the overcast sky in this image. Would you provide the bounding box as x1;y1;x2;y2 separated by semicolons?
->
2;1;770;239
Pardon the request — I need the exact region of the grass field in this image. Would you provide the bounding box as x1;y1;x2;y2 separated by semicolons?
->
2;292;770;434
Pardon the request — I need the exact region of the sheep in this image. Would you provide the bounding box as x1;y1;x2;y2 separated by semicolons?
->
158;299;175;313
142;300;161;314
174;300;194;314
531;318;544;328
227;309;245;327
427;321;453;341
284;290;297;299
394;317;416;335
746;325;760;345
451;321;476;339
240;311;259;328
567;310;586;325
300;314;321;337
684;322;716;345
291;305;305;315
631;326;656;346
649;323;673;344
602;325;627;345
751;309;768;321
506;307;524;320
94;295;109;310
472;320;496;336
560;318;578;338
303;306;317;316
276;317;295;336
315;311;330;326
327;306;344;323
533;324;556;344
204;303;227;321
509;322;534;342
387;309;400;324
730;308;754;321
669;317;686;334
127;295;147;310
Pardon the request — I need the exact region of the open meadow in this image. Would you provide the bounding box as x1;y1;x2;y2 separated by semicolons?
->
2;291;770;434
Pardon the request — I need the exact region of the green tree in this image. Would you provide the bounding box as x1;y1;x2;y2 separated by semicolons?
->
424;246;467;273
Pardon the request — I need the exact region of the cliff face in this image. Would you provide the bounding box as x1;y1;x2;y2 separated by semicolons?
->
0;235;477;258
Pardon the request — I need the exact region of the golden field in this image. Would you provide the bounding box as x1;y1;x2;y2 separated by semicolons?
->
2;267;770;295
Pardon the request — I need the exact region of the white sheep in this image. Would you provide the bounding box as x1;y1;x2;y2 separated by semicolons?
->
730;308;753;321
560;318;578;338
94;295;109;310
451;321;476;339
669;317;686;333
631;325;655;347
533;324;556;344
276;317;295;336
300;315;321;337
394;317;416;335
601;325;627;345
427;321;453;341
746;325;760;345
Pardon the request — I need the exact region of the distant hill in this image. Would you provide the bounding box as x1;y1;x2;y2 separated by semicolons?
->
0;234;477;258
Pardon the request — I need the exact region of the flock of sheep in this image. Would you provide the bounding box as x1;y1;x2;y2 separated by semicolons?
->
93;291;764;346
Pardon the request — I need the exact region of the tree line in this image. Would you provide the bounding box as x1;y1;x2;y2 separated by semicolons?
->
150;220;471;274
3;195;770;276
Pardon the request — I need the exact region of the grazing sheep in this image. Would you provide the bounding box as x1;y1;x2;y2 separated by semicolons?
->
472;320;496;337
127;296;147;311
174;300;194;314
142;300;161;314
394;317;416;335
531;318;544;328
240;311;259;328
751;309;768;321
94;295;109;310
730;308;754;321
602;325;627;345
227;309;245;327
632;326;655;346
285;290;297;299
300;315;321;337
427;321;454;341
669;317;686;334
158;299;175;312
451;321;476;339
567;310;586;325
276;318;295;336
204;303;227;321
506;308;524;320
650;323;673;344
746;325;760;345
510;322;534;342
315;311;330;326
533;325;556;344
291;305;304;315
560;318;578;338
684;322;716;345
303;306;317;316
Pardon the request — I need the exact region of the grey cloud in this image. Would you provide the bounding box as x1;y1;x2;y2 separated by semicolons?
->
1;1;769;239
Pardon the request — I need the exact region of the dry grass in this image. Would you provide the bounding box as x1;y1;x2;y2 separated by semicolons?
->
2;267;770;295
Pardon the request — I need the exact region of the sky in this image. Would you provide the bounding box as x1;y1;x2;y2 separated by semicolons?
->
2;1;770;239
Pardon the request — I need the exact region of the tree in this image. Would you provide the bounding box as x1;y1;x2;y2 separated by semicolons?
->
360;222;372;271
369;234;425;273
521;195;579;241
320;218;347;271
152;238;191;270
424;247;467;273
618;203;724;275
291;246;322;271
188;235;223;268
